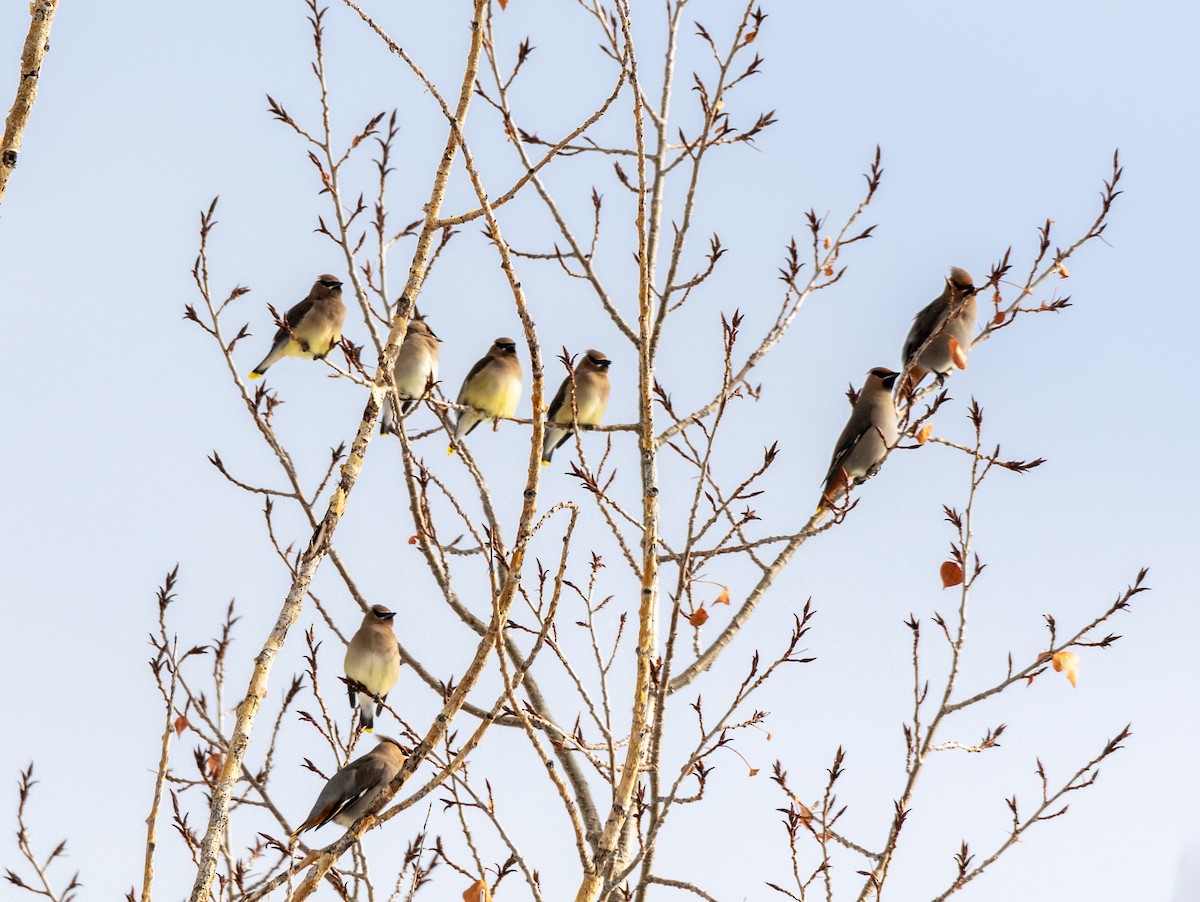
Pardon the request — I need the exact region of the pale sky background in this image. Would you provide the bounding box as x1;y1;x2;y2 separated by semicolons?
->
2;1;1198;900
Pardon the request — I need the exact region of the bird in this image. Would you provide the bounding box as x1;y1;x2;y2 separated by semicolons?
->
290;736;405;839
380;318;440;435
818;367;900;511
344;605;401;733
248;275;347;379
448;337;522;455
542;350;612;466
899;267;978;393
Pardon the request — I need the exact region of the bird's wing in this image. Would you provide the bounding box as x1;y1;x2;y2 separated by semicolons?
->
902;298;948;365
457;356;493;403
546;377;570;423
822;418;868;487
295;765;362;833
271;296;315;343
328;756;392;822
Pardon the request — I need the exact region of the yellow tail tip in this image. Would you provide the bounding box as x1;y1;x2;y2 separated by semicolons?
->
447;445;456;456
540;459;550;467
248;371;263;380
364;726;373;733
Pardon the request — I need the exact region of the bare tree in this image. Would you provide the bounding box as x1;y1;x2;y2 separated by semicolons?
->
7;1;1145;900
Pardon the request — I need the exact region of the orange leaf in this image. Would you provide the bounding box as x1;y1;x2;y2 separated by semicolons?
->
206;753;221;778
916;424;932;445
1056;263;1070;278
744;29;758;44
174;715;189;737
993;310;1006;326
823;235;831;250
823;265;834;277
797;801;813;825
496;0;508;9
713;586;731;606
939;561;963;588
1051;651;1079;688
748;768;760;777
463;880;493;902
688;606;709;627
948;336;968;371
407;535;420;545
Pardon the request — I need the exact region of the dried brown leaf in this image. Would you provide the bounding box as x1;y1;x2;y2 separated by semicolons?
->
1052;651;1079;688
949;336;968;370
940;561;964;588
464;879;493;902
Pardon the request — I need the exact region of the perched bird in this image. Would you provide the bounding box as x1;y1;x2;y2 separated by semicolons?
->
290;737;405;839
248;275;347;379
449;337;522;455
818;367;900;511
344;605;401;733
900;267;978;393
542;350;612;466
380;319;441;435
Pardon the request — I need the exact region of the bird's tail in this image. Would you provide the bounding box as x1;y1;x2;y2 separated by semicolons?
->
358;691;375;732
380;396;398;436
249;338;289;380
541;426;569;466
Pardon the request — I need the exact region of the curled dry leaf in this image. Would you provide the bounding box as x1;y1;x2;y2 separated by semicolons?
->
823;265;834;277
407;535;420;545
1051;650;1079;687
939;561;964;589
206;753;221;779
496;0;508;9
993;310;1006;326
463;880;493;902
713;586;731;606
1056;263;1070;278
916;424;932;445
823;235;832;250
796;799;814;826
744;29;758;44
688;606;709;627
174;714;189;737
949;336;968;370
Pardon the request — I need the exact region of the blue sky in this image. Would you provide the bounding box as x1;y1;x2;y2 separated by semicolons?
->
1;1;1197;899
